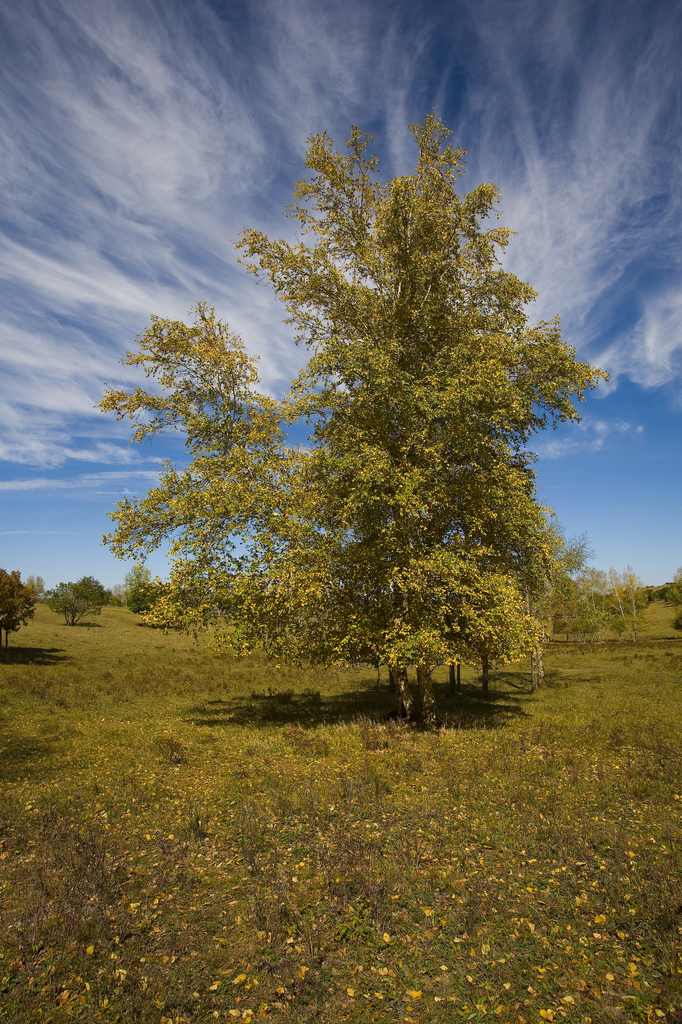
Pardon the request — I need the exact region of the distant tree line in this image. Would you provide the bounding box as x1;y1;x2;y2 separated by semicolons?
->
547;564;682;643
0;565;170;647
2;558;680;669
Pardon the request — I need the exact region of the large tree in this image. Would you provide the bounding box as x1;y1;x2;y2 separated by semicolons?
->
101;116;605;722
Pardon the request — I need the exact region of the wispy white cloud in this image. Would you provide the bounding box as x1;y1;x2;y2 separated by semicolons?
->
0;434;163;469
449;0;682;385
598;285;682;387
534;416;644;459
0;0;680;479
0;0;439;453
0;470;160;492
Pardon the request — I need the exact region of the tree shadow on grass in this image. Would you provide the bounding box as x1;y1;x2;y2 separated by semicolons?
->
0;646;69;666
0;732;60;783
186;686;386;729
435;679;530;729
185;678;530;731
488;670;531;692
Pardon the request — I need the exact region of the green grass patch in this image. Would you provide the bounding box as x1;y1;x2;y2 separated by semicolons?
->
0;604;681;1023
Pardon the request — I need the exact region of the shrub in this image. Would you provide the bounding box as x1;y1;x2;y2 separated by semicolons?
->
46;576;108;625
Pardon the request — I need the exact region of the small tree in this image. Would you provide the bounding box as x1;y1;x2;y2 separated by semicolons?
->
669;566;682;631
123;563;163;614
669;566;682;607
608;566;650;642
46;576;108;625
124;563;151;604
0;570;37;648
128;580;164;615
25;575;46;600
550;566;609;642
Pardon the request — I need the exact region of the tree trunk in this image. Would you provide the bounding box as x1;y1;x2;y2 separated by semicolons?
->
530;650;539;692
388;665;396;693
536;647;544;686
449;661;461;696
481;655;489;697
390;663;413;719
417;664;440;727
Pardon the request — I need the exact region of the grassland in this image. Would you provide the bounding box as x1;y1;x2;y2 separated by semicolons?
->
0;602;681;1024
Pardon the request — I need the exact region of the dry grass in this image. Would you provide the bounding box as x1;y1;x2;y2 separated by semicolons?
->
0;602;680;1023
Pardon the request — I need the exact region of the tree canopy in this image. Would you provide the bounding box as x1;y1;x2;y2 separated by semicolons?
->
101;115;605;721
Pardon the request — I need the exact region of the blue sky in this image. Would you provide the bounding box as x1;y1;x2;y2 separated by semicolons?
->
1;0;681;588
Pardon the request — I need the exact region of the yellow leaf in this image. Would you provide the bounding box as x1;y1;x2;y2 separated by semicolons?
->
233;974;247;985
383;932;391;943
86;945;94;955
594;915;607;924
605;974;614;982
347;987;355;996
209;982;221;991
407;990;422;999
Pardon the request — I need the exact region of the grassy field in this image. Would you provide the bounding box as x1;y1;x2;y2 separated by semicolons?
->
0;603;681;1024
